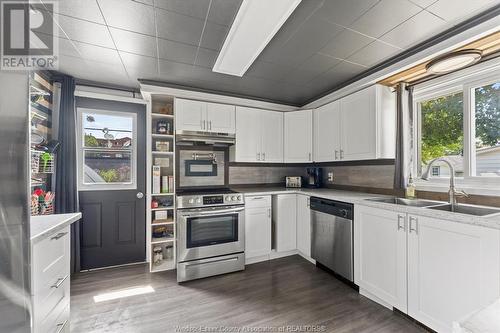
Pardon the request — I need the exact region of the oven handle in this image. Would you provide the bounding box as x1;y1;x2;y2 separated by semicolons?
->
182;206;244;217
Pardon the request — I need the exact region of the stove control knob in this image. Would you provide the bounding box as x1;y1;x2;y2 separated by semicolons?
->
236;195;242;201
196;198;202;204
188;198;194;204
225;196;232;202
231;196;237;201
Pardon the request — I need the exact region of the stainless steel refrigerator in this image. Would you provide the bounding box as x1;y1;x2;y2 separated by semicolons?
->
0;71;31;332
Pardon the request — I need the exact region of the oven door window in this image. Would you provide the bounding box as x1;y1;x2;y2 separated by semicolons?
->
185;160;217;177
186;213;238;248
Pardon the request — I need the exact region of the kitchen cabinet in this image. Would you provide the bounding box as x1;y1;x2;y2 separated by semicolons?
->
354;206;407;312
296;195;311;257
407;215;500;333
313;85;395;162
245;196;272;259
175;98;235;134
284;110;313;163
231;106;283;163
313;101;340;162
355;205;500;333
273;194;297;252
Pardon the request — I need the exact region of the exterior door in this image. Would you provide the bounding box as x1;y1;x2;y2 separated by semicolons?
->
76;97;146;270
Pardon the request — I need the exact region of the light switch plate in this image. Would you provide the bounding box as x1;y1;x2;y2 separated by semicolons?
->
328;172;334;182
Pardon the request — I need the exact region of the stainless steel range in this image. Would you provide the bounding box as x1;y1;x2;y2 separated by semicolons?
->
176;189;245;282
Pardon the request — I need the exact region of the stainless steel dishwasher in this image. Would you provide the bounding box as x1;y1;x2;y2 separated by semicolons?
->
310;197;354;282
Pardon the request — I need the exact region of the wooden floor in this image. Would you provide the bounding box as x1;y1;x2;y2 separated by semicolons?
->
71;255;426;333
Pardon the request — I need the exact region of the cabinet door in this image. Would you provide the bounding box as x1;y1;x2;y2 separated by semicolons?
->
261;111;283;163
313;101;340;162
354;206;407;312
340;87;376;160
206;102;235;134
274;194;297;252
407;215;500;333
245;207;272;258
296;195;311;257
234;107;261;162
284;110;312;163
175;99;206;132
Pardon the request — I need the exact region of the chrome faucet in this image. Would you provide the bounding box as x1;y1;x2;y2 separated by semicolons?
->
421;157;468;206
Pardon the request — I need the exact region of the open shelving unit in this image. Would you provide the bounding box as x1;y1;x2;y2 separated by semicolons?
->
145;94;177;273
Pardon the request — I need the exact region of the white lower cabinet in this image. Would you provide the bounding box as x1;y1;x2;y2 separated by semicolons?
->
407;215;500;333
245;196;272;259
32;226;71;333
296;195;311;258
355;205;500;333
354;206;407;312
273;194;297;252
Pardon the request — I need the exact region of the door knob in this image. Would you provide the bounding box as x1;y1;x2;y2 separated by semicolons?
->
136;192;144;199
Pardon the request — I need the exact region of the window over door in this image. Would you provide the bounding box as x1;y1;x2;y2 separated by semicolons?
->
77;108;137;190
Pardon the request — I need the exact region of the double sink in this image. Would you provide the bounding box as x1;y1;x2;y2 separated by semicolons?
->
366;197;500;217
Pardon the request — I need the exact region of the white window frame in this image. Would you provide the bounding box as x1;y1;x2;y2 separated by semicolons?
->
412;57;500;196
76;107;137;191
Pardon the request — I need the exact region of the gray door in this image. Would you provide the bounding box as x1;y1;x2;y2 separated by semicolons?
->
76;97;146;270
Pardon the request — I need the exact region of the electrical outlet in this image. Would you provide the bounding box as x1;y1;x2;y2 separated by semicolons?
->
327;172;334;182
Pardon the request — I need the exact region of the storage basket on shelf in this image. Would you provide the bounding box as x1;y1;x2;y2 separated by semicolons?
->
31;150;54;173
31;190;55;215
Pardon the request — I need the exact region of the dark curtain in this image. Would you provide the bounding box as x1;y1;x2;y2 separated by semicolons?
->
53;74;80;274
394;82;407;189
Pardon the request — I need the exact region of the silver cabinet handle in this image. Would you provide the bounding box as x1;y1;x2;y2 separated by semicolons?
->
409;216;418;234
136;192;144;199
262;152;266;161
397;214;406;231
340;149;344;159
268;208;271;218
51;232;67;240
56;320;68;333
308;152;311;161
200;119;203;130
209;121;212;131
307;197;310;207
335;150;339;160
257;153;261;161
251;196;264;200
51;274;69;289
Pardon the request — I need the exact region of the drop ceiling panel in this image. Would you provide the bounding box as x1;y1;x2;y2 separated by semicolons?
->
47;0;499;106
98;0;156;36
109;28;157;57
350;0;422;38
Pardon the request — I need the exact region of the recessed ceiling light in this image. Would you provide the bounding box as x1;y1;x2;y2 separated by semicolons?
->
426;49;482;74
212;0;302;77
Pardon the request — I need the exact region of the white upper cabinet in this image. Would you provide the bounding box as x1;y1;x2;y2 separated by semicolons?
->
175;98;235;134
284;110;313;163
313;84;395;162
231;107;283;163
313;101;341;162
261;111;283;163
206;102;235;133
340;85;395;161
175;98;206;132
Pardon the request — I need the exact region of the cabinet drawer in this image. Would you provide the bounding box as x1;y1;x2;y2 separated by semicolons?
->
34;274;70;323
245;195;271;209
38;301;70;333
32;226;70;294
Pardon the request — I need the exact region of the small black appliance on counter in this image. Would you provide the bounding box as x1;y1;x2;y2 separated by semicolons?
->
306;167;322;188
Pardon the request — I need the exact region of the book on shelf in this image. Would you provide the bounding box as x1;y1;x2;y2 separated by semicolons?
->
152;166;161;194
161;175;174;193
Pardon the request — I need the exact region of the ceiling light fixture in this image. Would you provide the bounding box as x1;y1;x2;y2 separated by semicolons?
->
426;49;482;74
212;0;302;77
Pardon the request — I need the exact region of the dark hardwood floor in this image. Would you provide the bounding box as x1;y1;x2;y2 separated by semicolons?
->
71;255;426;333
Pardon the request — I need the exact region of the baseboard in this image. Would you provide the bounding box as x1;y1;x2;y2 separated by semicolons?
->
245;249;315;265
297;251;316;264
359;288;394;310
